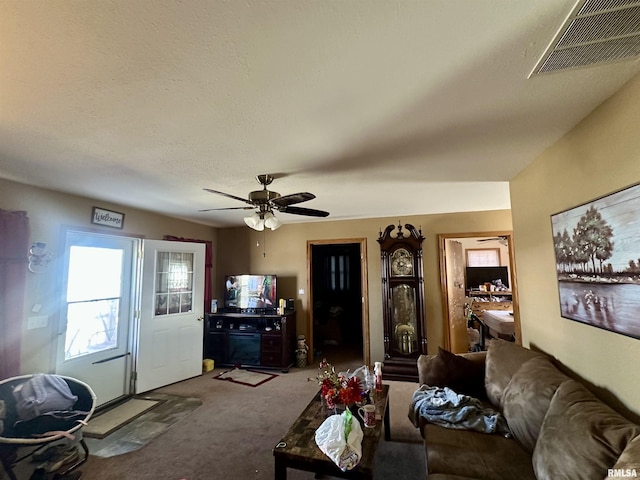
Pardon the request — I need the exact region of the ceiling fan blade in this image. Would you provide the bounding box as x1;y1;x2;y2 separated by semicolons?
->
271;192;315;207
199;206;255;212
278;205;329;217
203;188;254;205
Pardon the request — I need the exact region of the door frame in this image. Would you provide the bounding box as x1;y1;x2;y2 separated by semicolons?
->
438;231;521;349
306;238;370;366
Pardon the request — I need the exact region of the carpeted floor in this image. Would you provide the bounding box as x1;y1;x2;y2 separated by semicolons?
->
78;356;426;480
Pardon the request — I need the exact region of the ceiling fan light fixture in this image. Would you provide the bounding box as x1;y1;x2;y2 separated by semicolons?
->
244;212;264;231
264;211;281;230
203;173;329;225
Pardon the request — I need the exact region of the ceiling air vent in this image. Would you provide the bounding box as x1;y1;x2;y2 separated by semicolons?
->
530;0;640;75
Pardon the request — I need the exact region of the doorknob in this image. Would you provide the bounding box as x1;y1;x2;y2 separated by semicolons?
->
197;315;204;322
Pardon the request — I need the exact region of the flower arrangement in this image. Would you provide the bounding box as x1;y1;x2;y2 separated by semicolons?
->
309;359;363;409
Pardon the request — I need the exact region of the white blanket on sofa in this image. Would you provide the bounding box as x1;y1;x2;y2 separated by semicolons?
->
408;385;510;437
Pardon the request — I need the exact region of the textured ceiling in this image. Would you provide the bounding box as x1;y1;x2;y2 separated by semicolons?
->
1;1;639;228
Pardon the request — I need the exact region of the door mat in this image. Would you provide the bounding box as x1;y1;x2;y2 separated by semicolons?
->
84;398;160;439
213;367;278;387
84;393;202;458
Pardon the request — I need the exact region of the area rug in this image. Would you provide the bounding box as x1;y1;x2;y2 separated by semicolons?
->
84;398;160;439
213;367;278;387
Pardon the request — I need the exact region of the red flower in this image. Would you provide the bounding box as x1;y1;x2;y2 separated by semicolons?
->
326;395;336;409
310;359;363;407
338;377;363;405
320;378;334;397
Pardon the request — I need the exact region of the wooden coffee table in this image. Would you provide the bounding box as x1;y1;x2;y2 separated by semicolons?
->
273;384;390;480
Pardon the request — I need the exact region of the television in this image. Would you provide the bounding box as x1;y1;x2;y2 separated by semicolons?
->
465;266;509;291
224;274;277;312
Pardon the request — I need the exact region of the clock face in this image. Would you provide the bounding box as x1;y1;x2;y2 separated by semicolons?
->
391;248;413;277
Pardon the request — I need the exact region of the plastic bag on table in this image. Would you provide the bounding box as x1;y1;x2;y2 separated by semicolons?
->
314;409;363;471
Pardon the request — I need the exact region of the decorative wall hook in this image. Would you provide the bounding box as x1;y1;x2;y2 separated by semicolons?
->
28;242;54;273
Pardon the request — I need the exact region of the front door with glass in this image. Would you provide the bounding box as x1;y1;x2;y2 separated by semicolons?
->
56;231;138;406
136;240;205;393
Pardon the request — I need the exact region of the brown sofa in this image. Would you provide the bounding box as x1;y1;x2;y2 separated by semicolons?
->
412;339;640;480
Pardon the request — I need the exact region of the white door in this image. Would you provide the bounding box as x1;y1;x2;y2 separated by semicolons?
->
56;231;138;406
136;240;205;393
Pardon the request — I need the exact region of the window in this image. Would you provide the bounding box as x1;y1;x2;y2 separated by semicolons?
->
64;245;123;360
466;248;501;267
155;251;194;315
326;254;350;291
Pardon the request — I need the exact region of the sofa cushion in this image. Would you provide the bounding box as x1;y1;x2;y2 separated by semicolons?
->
533;379;640;480
420;347;485;398
611;433;640;471
501;356;570;452
423;423;536;480
484;339;545;408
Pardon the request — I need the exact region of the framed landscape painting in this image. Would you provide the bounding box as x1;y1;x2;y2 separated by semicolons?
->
551;182;640;340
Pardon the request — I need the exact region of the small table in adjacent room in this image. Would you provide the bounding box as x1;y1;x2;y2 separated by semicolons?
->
273;385;390;480
482;309;515;340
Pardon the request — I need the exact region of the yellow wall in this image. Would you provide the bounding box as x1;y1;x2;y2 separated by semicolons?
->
0;178;217;373
510;72;640;419
217;210;513;362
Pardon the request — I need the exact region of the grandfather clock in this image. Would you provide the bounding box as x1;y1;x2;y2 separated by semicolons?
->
377;222;427;381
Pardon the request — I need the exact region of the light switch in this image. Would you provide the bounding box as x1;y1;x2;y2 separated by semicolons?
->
27;315;48;329
298;288;305;295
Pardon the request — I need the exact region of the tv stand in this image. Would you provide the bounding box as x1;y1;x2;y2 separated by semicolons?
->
204;311;296;372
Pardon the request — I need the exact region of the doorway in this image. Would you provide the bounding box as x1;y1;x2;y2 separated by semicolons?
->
307;239;369;367
57;231;206;407
438;231;520;353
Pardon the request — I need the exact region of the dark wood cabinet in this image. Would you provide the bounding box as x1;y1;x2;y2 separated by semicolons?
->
204;311;296;372
377;223;427;381
261;333;284;367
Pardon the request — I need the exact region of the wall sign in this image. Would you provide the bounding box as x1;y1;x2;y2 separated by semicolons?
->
91;207;125;229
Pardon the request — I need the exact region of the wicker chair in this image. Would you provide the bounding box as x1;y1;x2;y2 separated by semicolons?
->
0;374;96;480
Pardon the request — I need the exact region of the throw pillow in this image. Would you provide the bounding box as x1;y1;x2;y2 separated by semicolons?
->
501;356;570;452
611;433;640;471
532;379;640;480
421;347;485;398
484;339;545;408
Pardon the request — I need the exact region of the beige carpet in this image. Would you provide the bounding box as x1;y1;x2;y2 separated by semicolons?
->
84;398;159;438
79;356;426;480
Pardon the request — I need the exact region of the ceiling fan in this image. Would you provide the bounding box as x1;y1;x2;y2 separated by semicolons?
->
477;235;509;246
201;174;329;231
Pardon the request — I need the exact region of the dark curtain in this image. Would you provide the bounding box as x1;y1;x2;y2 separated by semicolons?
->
163;235;213;313
0;210;30;380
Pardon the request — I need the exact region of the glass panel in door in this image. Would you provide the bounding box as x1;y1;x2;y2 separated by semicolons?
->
155;252;194;315
64;246;123;359
391;284;417;355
